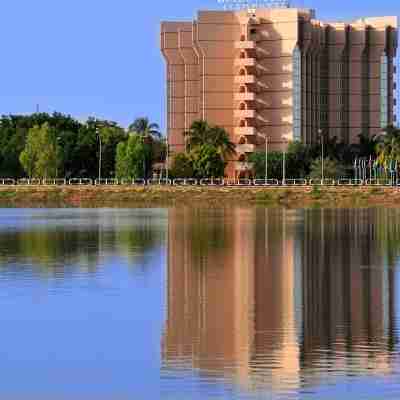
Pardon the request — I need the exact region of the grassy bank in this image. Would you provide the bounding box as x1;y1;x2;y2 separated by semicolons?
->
0;185;398;208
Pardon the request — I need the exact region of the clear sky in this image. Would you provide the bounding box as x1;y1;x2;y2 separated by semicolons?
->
0;0;398;131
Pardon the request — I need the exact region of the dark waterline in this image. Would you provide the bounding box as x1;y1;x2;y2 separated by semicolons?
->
0;207;399;399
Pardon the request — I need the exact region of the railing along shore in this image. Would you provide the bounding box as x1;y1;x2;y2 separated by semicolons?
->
0;178;398;187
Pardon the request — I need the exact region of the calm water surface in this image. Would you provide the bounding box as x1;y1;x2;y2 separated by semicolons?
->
0;207;399;399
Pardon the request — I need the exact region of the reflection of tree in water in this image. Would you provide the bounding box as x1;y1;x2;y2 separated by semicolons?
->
181;207;233;259
0;217;165;276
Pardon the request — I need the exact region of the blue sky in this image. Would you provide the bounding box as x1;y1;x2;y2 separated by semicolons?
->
0;0;398;131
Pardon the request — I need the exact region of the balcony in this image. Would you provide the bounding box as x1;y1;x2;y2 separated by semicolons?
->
235;92;256;101
235;58;256;67
235;41;256;50
234;161;254;171
236;144;255;153
234;75;256;84
234;127;256;136
234;109;256;119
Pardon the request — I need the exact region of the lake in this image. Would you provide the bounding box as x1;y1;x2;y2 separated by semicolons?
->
0;207;399;399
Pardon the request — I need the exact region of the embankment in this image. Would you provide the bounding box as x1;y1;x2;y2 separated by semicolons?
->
0;185;399;208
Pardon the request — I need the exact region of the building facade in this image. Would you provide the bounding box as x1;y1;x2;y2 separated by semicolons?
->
161;7;398;178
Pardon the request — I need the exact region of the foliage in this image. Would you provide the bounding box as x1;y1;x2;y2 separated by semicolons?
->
192;144;226;178
182;120;235;177
115;134;152;180
308;157;348;180
375;126;400;168
128;117;161;140
19;123;61;178
185;120;236;160
0;113;163;179
249;142;312;179
170;153;194;179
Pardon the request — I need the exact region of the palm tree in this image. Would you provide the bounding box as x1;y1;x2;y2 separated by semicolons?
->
128;117;161;139
208;126;236;160
184;120;236;160
184;120;211;149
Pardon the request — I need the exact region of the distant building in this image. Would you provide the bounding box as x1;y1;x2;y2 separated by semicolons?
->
161;6;397;178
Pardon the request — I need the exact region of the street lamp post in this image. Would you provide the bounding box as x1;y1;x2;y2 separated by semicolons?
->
166;137;169;182
265;135;269;183
282;134;290;185
95;122;102;183
318;129;324;183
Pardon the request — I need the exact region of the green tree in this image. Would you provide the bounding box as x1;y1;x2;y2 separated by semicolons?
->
170;153;194;178
192;144;226;178
376;126;400;168
115;134;151;180
128;117;161;139
185;120;236;160
19;123;61;178
308;157;347;180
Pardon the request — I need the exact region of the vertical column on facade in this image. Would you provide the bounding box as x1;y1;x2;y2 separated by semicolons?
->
193;22;206;122
161;23;189;155
300;19;311;144
310;23;322;143
361;27;371;136
348;24;366;143
386;27;398;127
319;26;329;136
341;27;350;144
368;24;389;134
178;27;200;151
314;24;323;139
195;11;239;177
327;24;346;141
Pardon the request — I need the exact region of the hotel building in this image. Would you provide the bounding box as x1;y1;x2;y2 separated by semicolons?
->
160;5;398;178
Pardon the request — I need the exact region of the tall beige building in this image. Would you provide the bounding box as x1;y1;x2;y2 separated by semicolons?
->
161;6;398;178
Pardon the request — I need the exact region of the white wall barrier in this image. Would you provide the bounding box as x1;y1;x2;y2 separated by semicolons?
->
42;179;67;186
284;179;308;186
17;178;42;185
253;179;279;186
199;178;224;186
95;178;118;185
0;179;15;185
366;178;392;186
147;178;172;185
68;178;93;185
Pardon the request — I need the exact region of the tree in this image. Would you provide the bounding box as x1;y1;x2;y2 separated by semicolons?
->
128;117;161;140
376;126;400;168
115;134;151;180
308;157;347;180
192;144;226;178
170;153;194;178
19;123;61;178
185;120;236;160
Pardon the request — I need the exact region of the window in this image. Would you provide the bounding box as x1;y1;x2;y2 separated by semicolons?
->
380;53;389;128
293;46;302;141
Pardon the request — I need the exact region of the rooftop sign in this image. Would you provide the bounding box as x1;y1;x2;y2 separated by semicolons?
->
216;0;291;10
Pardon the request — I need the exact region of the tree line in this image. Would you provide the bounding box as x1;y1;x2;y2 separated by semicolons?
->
0;113;165;179
1;112;399;180
171;122;400;180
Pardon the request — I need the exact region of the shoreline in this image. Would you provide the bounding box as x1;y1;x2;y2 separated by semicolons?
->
0;185;399;208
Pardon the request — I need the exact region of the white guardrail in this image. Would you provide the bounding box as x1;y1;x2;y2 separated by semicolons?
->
0;177;399;187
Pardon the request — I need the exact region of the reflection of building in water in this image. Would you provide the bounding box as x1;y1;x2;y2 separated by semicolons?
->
302;209;397;379
163;208;398;393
